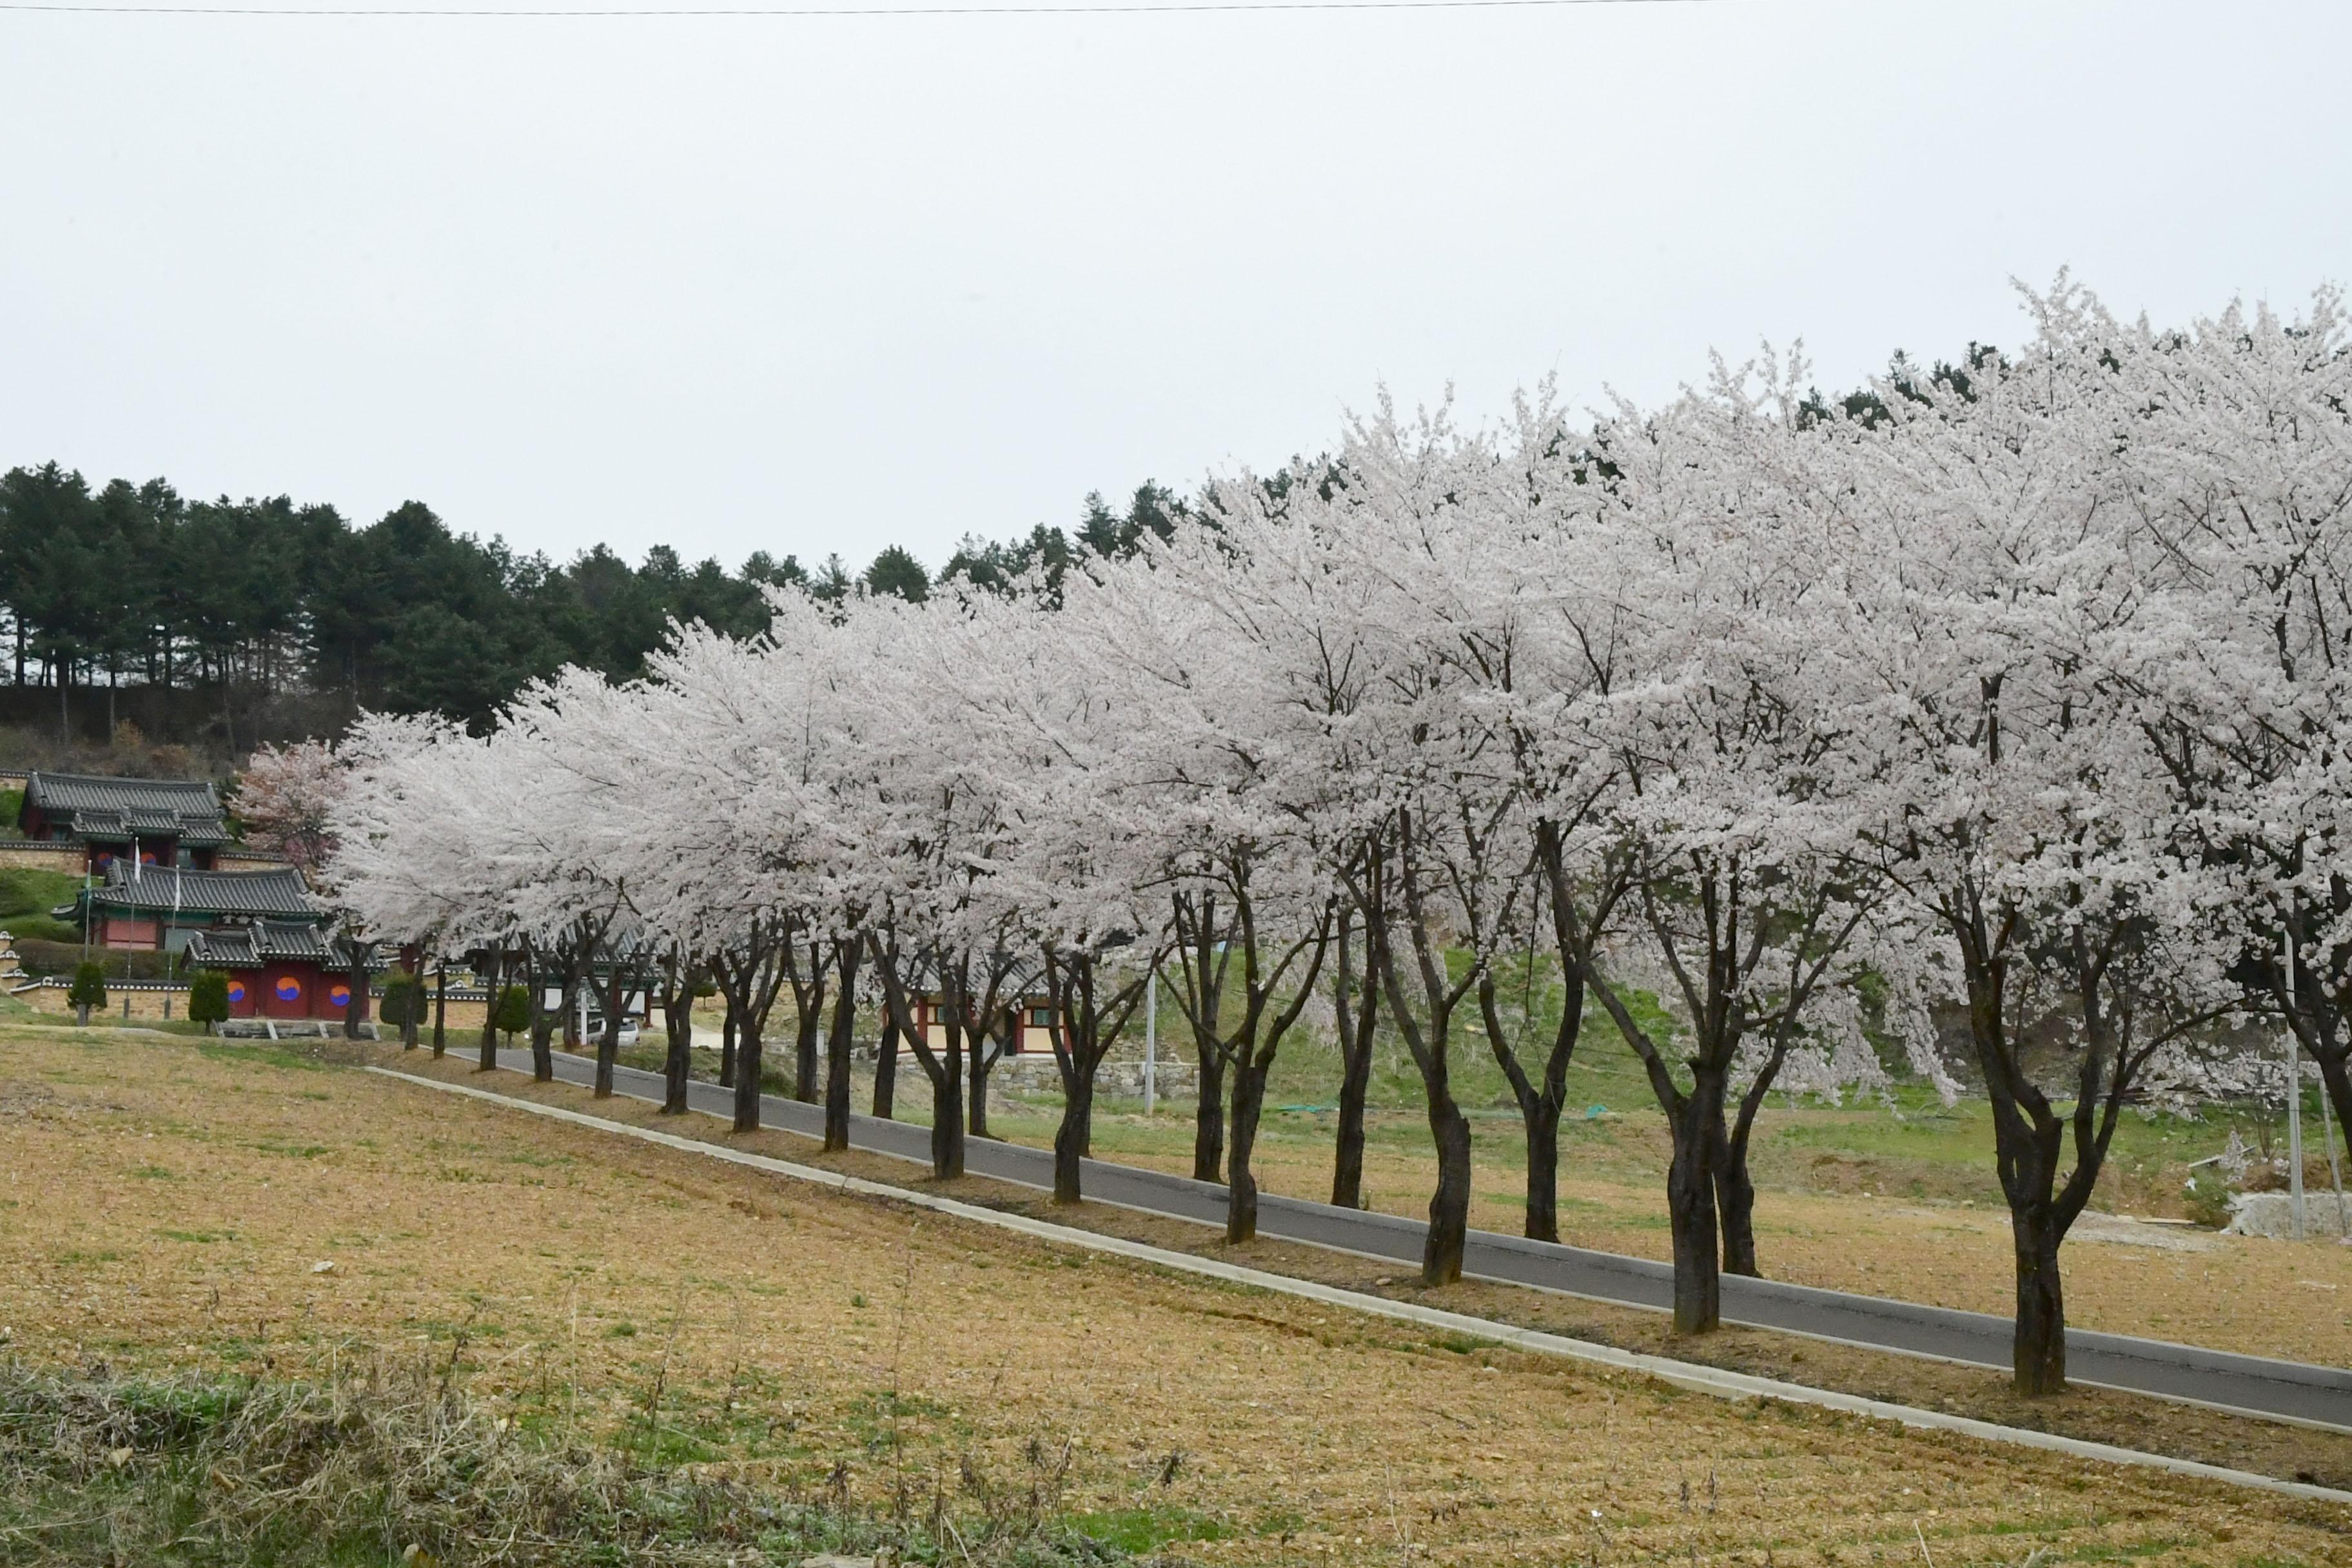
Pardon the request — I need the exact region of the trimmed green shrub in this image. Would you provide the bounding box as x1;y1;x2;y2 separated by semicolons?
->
187;969;231;1032
378;967;425;1029
67;961;107;1021
492;984;531;1042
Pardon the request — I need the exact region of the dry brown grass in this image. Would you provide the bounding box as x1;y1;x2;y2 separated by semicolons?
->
396;1050;2352;1496
0;1354;1025;1567
3;1024;2348;1566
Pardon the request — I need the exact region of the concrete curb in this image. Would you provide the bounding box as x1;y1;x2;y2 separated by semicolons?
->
368;1065;2352;1510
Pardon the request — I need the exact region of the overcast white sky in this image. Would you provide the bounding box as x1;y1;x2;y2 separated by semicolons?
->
5;0;2347;572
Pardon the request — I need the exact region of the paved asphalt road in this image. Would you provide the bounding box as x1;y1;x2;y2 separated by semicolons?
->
474;1046;2352;1431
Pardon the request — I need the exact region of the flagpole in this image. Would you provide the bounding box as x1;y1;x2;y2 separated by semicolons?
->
126;836;139;985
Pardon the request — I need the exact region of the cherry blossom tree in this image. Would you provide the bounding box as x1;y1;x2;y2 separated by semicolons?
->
604;600;854;1133
2091;287;2352;1178
844;588;1035;1179
334;714;522;1070
1082;509;1344;1244
973;567;1165;1203
316;273;2317;1391
1308;389;1627;1265
1834;286;2250;1391
1569;369;1900;1332
233;739;346;874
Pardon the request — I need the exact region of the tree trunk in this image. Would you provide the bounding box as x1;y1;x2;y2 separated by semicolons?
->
1191;1048;1226;1184
530;973;559;1083
2320;1050;2352;1181
823;944;860;1152
794;996;821;1105
1331;1039;1371;1210
1714;1112;1760;1278
662;987;693;1115
732;1023;763;1133
1523;1099;1562;1245
928;1037;966;1179
872;1014;899;1119
431;963;446;1059
345;954;369;1041
718;1004;738;1089
476;951;501;1072
1226;1057;1270;1243
1331;928;1375;1210
1054;1070;1094;1206
593;966;625;1101
2010;1204;2068;1395
1423;1092;1473;1285
1665;1088;1722;1335
75;1003;89;1027
966;1026;995;1140
594;1023;619;1096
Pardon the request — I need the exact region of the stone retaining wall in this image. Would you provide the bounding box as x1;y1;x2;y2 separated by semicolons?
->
2226;1190;2352;1240
13;979;190;1021
0;842;86;876
10;976;496;1032
991;1053;1199;1100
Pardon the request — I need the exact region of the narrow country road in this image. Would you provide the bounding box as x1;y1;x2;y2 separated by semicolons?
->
474;1046;2352;1432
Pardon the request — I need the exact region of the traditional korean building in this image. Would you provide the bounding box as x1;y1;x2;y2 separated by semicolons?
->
15;772;231;872
184;921;377;1023
68;863;317;954
908;990;1063;1059
57;862;378;1023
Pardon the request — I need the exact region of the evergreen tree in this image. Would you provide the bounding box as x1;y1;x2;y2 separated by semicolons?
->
861;545;930;603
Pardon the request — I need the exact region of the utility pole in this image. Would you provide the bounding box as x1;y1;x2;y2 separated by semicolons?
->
2286;923;2307;1242
1143;968;1157;1115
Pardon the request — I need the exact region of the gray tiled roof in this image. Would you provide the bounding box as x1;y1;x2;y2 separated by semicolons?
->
186;921;338;966
88;863;317;918
24;772;230;847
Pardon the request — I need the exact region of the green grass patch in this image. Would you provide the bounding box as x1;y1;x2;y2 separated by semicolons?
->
1067;1505;1231;1553
0;865;79;923
244;1138;332;1159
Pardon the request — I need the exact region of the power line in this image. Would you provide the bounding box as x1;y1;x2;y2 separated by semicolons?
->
1;0;1707;15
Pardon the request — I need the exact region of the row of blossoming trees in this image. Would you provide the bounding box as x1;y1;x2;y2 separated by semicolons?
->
325;282;2352;1395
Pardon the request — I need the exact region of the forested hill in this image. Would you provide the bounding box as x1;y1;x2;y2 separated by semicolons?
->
0;464;1184;750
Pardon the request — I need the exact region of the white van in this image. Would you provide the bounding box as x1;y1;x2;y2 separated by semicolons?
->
582;1012;641;1048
